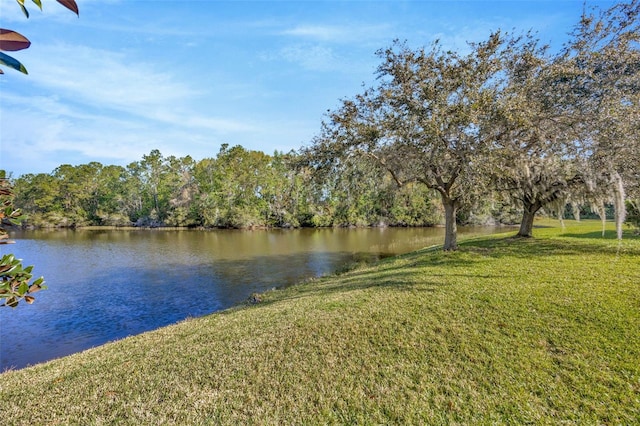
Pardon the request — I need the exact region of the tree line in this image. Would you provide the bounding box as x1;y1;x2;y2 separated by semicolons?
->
9;140;636;233
10;146;468;230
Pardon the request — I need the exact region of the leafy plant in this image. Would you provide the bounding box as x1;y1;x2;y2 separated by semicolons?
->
0;0;79;74
0;254;46;307
0;172;46;307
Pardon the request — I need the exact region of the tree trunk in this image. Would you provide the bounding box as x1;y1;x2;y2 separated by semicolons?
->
517;201;541;237
442;197;458;251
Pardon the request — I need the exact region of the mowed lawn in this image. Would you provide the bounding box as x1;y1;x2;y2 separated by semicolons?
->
1;220;639;424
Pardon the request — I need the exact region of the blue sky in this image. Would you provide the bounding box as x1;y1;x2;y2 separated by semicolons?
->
0;0;615;176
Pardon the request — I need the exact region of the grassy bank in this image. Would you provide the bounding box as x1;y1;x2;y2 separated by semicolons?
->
1;221;639;424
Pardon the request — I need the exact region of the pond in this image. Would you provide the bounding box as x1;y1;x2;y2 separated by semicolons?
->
1;226;508;370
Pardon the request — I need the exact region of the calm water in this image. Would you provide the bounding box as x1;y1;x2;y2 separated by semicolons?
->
1;226;505;370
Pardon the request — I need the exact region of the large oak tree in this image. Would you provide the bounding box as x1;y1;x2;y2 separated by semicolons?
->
567;0;640;239
493;1;639;238
303;34;509;250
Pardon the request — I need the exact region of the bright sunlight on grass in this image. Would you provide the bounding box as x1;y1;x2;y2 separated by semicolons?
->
1;220;639;424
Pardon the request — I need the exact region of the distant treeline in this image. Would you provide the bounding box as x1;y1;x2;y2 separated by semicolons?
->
11;145;526;229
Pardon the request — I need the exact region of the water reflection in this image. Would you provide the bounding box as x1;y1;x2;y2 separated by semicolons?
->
0;227;506;370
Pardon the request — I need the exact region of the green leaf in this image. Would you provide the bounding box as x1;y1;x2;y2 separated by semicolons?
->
31;0;42;10
0;52;28;74
16;0;29;18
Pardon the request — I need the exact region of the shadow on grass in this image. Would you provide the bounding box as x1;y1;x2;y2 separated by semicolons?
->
464;230;640;258
251;248;495;306
248;228;640;309
562;229;639;240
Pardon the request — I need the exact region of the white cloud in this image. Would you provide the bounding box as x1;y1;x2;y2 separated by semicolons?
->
281;25;347;41
278;44;339;71
2;93;162;167
26;44;195;117
15;42;260;132
281;23;392;44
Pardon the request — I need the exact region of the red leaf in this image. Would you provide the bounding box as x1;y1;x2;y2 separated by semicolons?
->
56;0;79;16
0;29;31;52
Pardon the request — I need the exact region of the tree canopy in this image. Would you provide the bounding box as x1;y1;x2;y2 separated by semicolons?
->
302;33;510;250
303;1;639;248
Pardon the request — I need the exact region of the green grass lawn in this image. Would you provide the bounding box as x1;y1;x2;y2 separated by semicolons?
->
2;220;639;424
